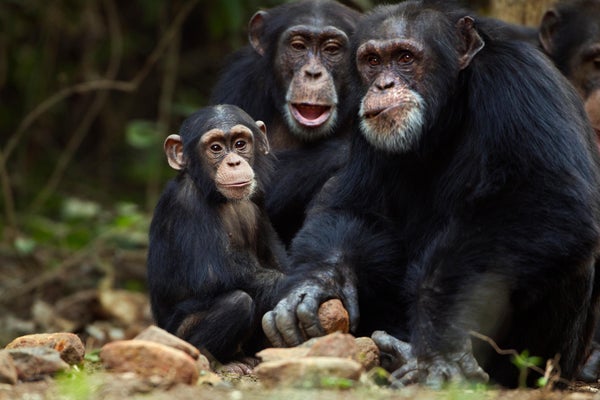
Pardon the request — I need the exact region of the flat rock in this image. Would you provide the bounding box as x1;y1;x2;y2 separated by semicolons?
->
307;331;358;358
5;332;85;365
256;346;311;362
100;340;198;386
254;356;363;388
7;347;69;381
0;350;17;384
134;325;200;360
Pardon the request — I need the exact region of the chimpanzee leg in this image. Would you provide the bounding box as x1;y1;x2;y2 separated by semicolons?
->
166;290;255;362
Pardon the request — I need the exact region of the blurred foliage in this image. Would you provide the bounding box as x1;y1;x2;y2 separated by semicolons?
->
0;0;290;247
0;0;521;251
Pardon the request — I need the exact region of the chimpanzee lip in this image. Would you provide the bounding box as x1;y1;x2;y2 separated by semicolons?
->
290;103;333;127
363;105;401;119
220;180;252;188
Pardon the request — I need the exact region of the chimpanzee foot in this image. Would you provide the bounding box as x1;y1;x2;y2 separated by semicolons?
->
372;330;489;389
218;356;261;375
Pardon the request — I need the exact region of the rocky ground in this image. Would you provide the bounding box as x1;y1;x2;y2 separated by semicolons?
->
2;245;600;399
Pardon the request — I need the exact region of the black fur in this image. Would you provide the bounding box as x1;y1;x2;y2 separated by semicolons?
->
147;105;289;362
210;0;360;245
266;1;600;387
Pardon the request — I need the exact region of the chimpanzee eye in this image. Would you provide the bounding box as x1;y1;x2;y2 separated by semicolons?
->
398;51;414;64
323;41;341;55
234;140;247;150
367;54;381;67
210;144;222;152
291;39;307;51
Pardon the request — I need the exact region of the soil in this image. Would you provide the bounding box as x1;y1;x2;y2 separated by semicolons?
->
2;245;600;400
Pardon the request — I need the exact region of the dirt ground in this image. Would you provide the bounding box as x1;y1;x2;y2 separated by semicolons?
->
2;245;600;400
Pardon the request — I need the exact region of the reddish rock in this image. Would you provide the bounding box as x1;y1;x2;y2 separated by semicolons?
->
354;337;380;370
0;350;17;384
7;347;69;381
256;347;311;362
254;356;363;388
5;332;85;365
317;299;349;334
100;340;198;386
307;331;358;358
134;325;200;360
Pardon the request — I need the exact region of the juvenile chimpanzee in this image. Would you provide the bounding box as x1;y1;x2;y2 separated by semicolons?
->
210;0;361;245
147;104;289;369
538;0;600;146
263;0;600;388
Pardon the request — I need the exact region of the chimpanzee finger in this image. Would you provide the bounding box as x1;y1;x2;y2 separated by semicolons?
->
273;299;305;347
341;281;360;332
262;311;285;347
371;330;413;369
390;360;419;388
296;294;325;339
458;352;489;383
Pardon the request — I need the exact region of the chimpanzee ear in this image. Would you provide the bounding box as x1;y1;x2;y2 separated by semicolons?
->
255;120;270;155
164;134;186;170
539;9;559;56
456;16;485;70
249;11;268;56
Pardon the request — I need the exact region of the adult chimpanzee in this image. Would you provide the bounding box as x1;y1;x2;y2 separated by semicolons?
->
262;0;600;388
538;0;600;146
210;0;361;245
147;105;289;371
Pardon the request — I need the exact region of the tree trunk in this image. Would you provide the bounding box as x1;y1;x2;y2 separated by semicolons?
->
488;0;555;26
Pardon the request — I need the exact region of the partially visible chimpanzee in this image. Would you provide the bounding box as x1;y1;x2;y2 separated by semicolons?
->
262;0;600;388
538;0;600;146
147;105;289;370
210;0;361;245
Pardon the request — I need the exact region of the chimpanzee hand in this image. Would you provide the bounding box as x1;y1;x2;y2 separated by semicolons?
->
262;270;359;347
372;331;489;389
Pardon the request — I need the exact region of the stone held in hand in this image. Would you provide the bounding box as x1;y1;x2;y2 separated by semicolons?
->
317;299;349;334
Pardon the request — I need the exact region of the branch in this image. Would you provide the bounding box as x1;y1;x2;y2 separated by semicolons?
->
0;0;200;230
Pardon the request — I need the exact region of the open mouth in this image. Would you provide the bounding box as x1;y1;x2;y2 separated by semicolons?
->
290;103;332;127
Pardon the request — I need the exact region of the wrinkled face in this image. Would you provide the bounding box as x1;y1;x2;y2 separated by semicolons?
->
354;9;483;153
356;36;427;153
275;24;350;140
200;125;257;201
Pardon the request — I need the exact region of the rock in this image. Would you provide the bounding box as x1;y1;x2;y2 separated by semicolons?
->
254;356;363;388
196;353;211;373
7;347;69;381
134;325;200;360
5;332;85;365
307;331;358;358
256;347;311;362
0;351;17;384
317;299;349;334
354;337;380;370
100;340;198;386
